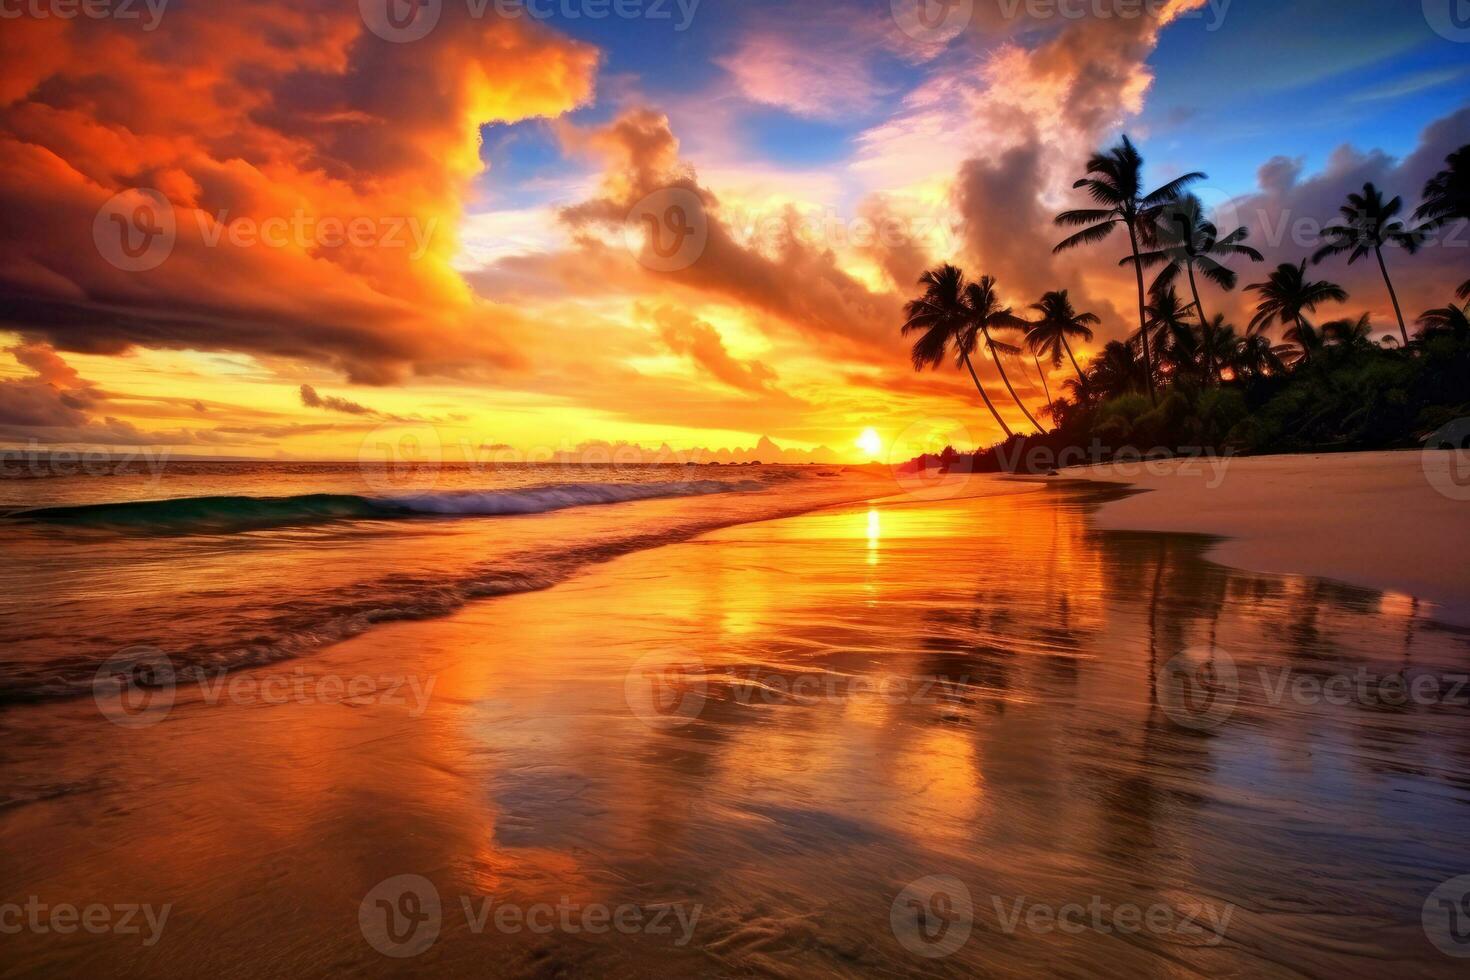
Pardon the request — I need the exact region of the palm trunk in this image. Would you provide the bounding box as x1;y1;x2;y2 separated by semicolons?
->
1061;335;1089;393
1374;245;1409;347
1032;352;1053;407
1127;221;1157;403
1187;264;1216;385
984;331;1044;432
960;350;1013;439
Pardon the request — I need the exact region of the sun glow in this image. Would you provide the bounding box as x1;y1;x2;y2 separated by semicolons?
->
856;428;882;457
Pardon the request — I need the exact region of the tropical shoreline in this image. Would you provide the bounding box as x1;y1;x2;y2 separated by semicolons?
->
1058;449;1470;626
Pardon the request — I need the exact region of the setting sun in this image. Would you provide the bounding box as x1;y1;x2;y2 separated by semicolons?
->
856;428;883;457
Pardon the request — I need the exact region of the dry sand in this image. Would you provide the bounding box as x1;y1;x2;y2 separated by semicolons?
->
1061;449;1470;625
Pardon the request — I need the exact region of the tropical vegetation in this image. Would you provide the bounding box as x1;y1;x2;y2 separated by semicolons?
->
900;138;1470;470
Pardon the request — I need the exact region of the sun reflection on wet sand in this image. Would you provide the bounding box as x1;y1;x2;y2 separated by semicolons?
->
2;481;1468;976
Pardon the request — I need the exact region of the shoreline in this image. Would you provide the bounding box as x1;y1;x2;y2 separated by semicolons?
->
1058;449;1470;626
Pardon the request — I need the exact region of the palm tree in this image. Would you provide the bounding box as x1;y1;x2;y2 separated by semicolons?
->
1459;279;1470;302
963;276;1045;433
1246;260;1348;365
1054;135;1205;401
1321;313;1377;351
1080;340;1149;401
1025;290;1097;393
1414;145;1470;230
1197;315;1242;384
1133;193;1263;325
1312;182;1422;345
1418;301;1470;343
902;264;1013;438
1233;332;1289;380
1141;284;1197;382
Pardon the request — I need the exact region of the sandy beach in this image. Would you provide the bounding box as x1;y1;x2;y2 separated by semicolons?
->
1062;450;1470;625
3;466;1469;976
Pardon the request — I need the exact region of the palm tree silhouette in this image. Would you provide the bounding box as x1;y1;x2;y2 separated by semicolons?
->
1026;290;1097;394
1078;340;1149;401
1142;284;1196;381
1311;182;1422;345
1414;145;1470;230
1233;332;1289;381
1132;193;1262;325
902;264;1014;438
1246;261;1347;365
1054;135;1204;402
1197;314;1242;384
1418;301;1470;343
1459;279;1470;302
1321;313;1377;351
964;276;1045;433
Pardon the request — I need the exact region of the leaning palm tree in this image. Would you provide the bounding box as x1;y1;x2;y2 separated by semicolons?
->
1132;193;1263;325
902;264;1013;438
1312;182;1422;345
963;276;1045;432
1246;261;1348;365
1025;290;1097;392
1418;301;1470;343
1414;145;1470;230
1054;135;1204;401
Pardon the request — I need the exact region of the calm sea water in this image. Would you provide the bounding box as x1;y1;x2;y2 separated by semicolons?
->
1;466;1468;976
0;460;885;701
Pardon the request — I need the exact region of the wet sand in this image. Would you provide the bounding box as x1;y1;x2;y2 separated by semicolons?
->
3;478;1469;977
1063;450;1470;625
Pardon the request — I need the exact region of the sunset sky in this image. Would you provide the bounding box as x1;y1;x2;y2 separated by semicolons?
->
1;0;1467;462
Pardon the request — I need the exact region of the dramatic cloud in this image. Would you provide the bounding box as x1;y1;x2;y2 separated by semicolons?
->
0;0;597;382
